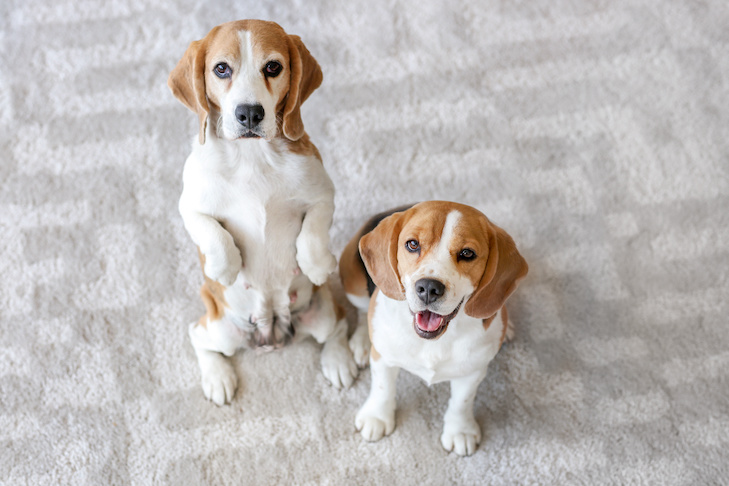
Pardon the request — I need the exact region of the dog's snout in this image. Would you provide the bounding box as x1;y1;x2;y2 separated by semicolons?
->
415;278;445;305
235;103;265;129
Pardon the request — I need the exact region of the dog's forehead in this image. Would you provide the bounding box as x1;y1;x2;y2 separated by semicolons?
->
207;21;289;61
403;202;489;248
402;207;448;243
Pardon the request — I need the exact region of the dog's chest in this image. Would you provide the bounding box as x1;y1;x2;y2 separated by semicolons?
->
194;153;305;217
371;295;501;385
185;141;313;239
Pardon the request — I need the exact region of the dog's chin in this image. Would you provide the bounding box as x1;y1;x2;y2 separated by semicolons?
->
412;300;463;340
235;130;263;140
220;125;267;141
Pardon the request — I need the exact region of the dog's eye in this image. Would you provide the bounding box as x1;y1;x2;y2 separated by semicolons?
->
264;61;282;77
214;63;232;78
458;249;476;261
406;240;420;252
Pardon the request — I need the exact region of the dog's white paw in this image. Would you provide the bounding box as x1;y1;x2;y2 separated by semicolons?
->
348;325;371;368
204;248;242;287
441;418;481;456
321;339;358;389
200;354;238;405
355;405;395;442
296;237;336;285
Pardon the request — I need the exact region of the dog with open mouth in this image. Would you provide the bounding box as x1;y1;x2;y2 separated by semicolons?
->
339;201;528;455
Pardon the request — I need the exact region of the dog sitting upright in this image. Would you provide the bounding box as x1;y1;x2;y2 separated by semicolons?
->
339;201;528;455
168;20;357;405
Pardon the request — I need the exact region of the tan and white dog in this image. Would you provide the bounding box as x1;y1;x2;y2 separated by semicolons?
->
168;20;357;405
339;201;528;455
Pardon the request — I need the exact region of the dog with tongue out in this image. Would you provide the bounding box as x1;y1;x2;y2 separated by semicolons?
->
338;201;528;456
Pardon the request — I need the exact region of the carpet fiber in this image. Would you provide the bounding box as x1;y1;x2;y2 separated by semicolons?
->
2;0;729;484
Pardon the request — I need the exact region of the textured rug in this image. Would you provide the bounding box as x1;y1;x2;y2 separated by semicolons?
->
2;0;728;484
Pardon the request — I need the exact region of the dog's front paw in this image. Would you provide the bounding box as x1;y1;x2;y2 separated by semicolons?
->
204;249;242;287
441;418;482;456
200;353;238;405
296;237;336;285
355;405;395;442
321;339;358;389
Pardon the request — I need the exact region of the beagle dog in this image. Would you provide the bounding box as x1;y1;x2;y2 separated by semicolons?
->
339;201;528;456
168;20;357;405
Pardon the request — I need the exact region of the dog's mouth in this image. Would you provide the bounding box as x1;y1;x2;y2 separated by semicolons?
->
412;300;462;340
238;131;262;139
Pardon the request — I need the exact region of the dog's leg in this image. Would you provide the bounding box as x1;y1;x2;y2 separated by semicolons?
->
295;202;336;285
348;314;371;368
296;285;358;388
440;371;487;456
355;356;399;441
180;207;243;286
319;318;358;388
188;321;239;405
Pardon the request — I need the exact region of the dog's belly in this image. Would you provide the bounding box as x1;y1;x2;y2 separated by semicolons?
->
221;197;306;290
223;272;314;321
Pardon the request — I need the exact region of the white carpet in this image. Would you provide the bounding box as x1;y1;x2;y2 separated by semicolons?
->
2;0;729;484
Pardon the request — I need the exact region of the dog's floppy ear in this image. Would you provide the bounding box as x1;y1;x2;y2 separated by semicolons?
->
359;211;407;301
283;35;323;141
464;223;528;319
168;31;215;145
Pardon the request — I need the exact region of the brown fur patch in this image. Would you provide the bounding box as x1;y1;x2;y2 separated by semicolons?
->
482;314;496;332
499;306;509;347
284;133;321;159
334;299;346;322
367;288;381;361
196;249;229;328
339;225;370;299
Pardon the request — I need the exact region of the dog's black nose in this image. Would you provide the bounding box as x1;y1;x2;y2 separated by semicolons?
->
235;103;265;129
415;278;445;305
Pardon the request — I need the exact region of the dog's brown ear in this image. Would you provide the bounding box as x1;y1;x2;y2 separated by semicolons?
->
168;32;214;145
359;211;407;301
464;223;528;319
283;35;323;141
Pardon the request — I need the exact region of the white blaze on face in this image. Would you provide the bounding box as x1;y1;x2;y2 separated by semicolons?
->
403;210;476;316
219;31;280;140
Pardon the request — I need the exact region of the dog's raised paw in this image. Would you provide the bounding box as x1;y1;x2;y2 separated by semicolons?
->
295;235;336;285
203;250;242;287
299;252;336;285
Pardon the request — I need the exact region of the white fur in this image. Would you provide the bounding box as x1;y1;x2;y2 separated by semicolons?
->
355;210;506;456
345;292;372;367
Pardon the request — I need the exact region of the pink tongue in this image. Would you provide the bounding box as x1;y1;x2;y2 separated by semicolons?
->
416;311;444;332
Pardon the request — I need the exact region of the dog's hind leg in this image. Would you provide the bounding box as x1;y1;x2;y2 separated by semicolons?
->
188;317;244;405
294;284;358;388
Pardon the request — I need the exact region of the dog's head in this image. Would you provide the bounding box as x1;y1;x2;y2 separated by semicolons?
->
168;20;322;144
359;201;528;340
